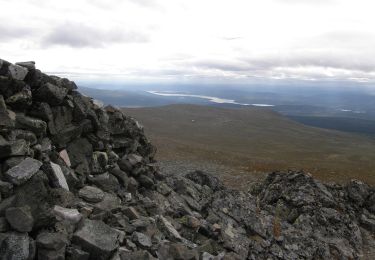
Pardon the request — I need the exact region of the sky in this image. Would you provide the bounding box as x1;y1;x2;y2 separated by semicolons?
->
1;0;375;84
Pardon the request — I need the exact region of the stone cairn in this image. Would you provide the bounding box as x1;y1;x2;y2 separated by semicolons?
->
0;59;374;260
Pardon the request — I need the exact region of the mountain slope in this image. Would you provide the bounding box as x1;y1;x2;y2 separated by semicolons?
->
125;104;375;187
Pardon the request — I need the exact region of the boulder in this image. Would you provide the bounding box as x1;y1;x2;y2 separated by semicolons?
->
34;82;68;105
5;206;34;232
3;157;42;185
73;219;121;260
16;113;47;135
8;64;28;80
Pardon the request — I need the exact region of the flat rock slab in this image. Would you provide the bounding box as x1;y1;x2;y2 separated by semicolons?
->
4;157;42;185
73;219;121;260
78;185;105;203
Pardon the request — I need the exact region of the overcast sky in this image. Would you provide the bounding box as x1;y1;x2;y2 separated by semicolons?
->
1;0;375;84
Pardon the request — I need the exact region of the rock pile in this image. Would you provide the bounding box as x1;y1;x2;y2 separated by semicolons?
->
0;59;374;260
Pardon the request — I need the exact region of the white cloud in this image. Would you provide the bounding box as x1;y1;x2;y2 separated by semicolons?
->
0;0;374;84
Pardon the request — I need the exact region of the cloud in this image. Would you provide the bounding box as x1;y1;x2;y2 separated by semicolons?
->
42;22;149;48
0;24;34;41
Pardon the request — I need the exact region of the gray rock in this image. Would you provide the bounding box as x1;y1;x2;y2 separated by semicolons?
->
66;247;90;260
6;88;32;110
66;138;93;168
361;213;375;232
0;232;33;260
16;113;47;135
0;135;11;158
79;186;105;203
123;206;141;220
88;172;120;192
36;232;67;260
8;64;28;80
73;219;121;260
34;82;68;105
50;162;69;191
15;61;35;70
5;206;34;232
59;149;71;167
53;205;82;224
157;215;182;241
4;157;42;185
132;232;152;248
0;217;9;232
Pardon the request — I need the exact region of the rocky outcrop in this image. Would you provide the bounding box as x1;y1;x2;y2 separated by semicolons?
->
0;58;374;260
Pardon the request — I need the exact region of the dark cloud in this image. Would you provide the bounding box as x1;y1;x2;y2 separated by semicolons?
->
42;22;149;48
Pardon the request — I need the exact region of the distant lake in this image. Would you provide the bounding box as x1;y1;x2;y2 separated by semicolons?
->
147;91;274;107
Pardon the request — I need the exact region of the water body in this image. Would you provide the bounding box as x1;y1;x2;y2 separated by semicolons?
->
147;91;274;107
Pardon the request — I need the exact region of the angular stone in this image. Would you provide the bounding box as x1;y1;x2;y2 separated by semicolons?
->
36;232;67;259
0;180;14;198
50;162;69;191
123;206;140;220
73;219;121;260
132;232;152;248
88;172;120;192
67;138;93;168
8;139;30;157
16;113;47;135
59;149;71;167
91;151;108;174
79;186;105;203
8;64;28;80
0;135;11;158
4;157;42;185
15;61;35;70
36;232;64;248
157;215;182;241
157;243;199;260
0;232;33;260
5;88;32;110
94;192;122;212
53;205;82;224
0;217;10;232
5;206;33;232
66;247;90;260
0;96;16;129
28;102;53;122
138;175;155;188
34;82;68;105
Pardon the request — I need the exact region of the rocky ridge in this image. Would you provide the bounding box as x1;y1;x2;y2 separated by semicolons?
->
0;59;374;260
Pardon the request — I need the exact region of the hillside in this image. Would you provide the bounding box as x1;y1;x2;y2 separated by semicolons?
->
125;104;375;188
